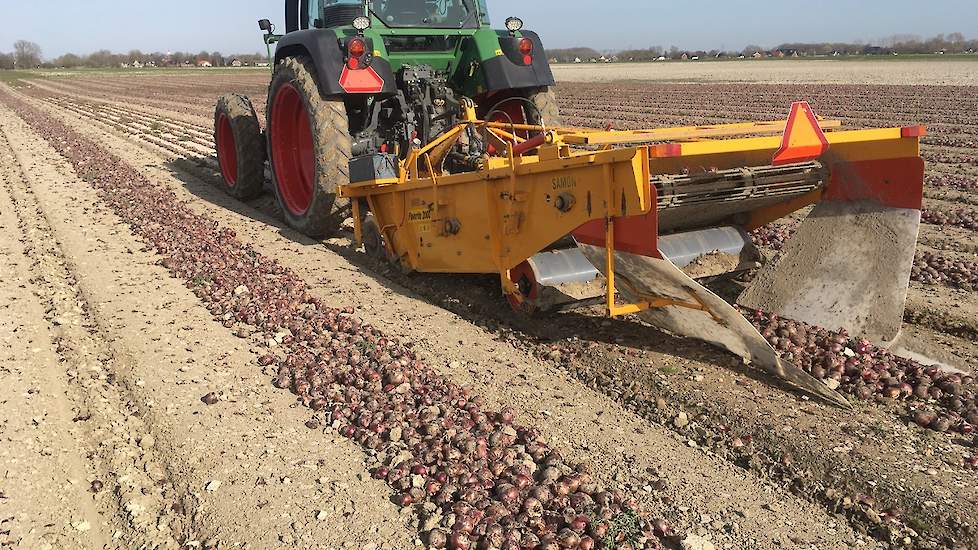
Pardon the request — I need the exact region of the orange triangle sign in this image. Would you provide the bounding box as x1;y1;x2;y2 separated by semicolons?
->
772;101;829;166
339;65;385;94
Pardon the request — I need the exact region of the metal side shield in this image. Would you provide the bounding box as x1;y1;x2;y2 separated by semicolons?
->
738;156;925;346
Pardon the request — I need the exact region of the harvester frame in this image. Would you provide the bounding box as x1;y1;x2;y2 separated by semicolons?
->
341;101;925;312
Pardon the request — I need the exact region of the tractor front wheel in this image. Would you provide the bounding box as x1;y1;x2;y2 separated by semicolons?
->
267;56;351;238
214;94;265;200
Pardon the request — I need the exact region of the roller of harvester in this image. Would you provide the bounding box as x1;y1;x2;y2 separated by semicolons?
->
344;101;925;408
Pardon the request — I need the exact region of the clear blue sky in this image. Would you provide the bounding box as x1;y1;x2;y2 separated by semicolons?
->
2;0;976;58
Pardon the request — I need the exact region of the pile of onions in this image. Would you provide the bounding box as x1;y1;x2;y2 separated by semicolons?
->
747;310;978;435
4;92;664;550
926;173;978;192
749;223;799;252
912;251;978;289
751;224;978;291
922;207;978;231
922;151;978;168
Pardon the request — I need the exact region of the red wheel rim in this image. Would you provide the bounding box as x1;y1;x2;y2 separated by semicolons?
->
486;96;529;156
271;83;315;216
216;113;238;187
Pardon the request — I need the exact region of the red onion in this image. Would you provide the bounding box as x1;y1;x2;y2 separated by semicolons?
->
449;530;472;550
429;529;449;549
522;497;543;518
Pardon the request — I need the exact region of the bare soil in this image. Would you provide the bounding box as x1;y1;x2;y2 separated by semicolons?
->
1;64;977;550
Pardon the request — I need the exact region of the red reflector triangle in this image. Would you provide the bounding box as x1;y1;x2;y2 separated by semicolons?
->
772;101;830;166
339;66;385;94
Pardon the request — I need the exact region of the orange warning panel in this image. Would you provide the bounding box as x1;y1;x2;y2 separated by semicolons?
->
772;101;830;166
339;66;385;94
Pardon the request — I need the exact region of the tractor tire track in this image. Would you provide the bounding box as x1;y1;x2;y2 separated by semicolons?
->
0;105;184;550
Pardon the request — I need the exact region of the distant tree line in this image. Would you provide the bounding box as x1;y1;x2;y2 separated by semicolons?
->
0;40;267;70
548;33;978;63
45;50;269;68
777;33;977;56
0;40;44;70
2;32;976;70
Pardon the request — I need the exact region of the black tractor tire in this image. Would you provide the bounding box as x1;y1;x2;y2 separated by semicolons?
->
266;56;351;238
214;94;265;200
524;87;562;129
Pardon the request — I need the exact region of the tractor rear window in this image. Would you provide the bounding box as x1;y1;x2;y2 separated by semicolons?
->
370;0;479;29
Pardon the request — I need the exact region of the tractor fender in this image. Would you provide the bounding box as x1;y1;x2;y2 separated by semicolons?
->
482;31;557;92
274;30;397;97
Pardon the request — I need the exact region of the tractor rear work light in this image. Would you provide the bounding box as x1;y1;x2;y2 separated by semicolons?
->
352;16;371;32
505;17;523;33
519;38;533;64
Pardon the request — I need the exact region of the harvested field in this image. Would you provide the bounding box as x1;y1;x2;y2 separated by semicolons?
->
1;63;977;550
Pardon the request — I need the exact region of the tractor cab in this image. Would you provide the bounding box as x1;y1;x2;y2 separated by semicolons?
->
368;0;480;28
287;0;487;31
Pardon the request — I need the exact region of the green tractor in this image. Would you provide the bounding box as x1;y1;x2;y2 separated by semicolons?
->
215;0;559;237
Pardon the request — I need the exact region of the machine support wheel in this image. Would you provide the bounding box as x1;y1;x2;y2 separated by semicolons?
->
267;56;351;238
214;94;265;200
361;213;390;263
506;261;541;315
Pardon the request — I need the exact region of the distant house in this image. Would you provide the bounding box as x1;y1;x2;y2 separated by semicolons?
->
230;58;244;67
197;60;213;68
680;53;689;60
573;57;582;64
132;60;144;68
655;56;666;61
751;51;763;59
771;50;785;58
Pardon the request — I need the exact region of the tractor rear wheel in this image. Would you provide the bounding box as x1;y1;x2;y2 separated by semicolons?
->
267;56;351;238
214;94;265;200
524;87;561;128
505;87;561;312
